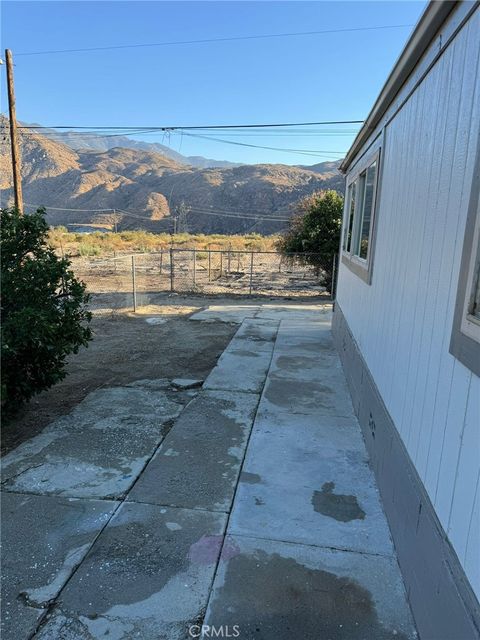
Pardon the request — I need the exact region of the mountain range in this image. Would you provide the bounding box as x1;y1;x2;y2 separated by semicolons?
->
0;118;344;234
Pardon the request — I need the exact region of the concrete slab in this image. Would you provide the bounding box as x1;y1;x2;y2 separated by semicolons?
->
260;373;354;418
1;387;186;499
244;411;368;457
1;493;118;640
204;535;417;640
233;318;279;343
229;440;394;555
269;350;344;380
34;502;227;640
255;303;332;322
129;390;259;511
204;348;273;393
204;320;276;393
189;305;259;323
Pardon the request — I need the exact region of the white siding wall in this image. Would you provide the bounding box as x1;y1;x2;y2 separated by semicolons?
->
337;9;480;598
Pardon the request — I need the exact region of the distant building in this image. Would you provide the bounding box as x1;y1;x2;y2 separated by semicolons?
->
333;2;480;638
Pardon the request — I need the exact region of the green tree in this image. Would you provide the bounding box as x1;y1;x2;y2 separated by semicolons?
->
277;189;343;293
1;207;92;411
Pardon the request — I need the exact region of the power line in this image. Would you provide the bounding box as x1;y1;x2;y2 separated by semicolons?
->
12;123;349;158
14;24;414;57
24;202;113;212
185;208;290;222
15;127;358;139
181;131;345;157
24;202;291;223
16;119;364;131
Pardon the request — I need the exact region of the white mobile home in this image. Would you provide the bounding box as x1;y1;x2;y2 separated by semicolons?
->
333;2;480;638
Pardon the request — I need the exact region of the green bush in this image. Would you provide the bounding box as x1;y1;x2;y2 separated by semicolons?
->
1;207;92;410
277;190;343;293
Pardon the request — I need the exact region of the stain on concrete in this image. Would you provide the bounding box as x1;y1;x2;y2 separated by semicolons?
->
274;354;335;372
189;535;240;565
265;378;335;411
230;349;261;358
254;497;265;506
312;482;365;522
128;391;258;511
45;503;225;619
240;472;261;484
207;551;409;640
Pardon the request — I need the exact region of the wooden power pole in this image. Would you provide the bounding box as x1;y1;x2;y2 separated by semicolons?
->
5;49;23;213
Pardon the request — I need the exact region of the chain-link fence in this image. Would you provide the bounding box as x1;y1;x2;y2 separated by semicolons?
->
71;249;332;313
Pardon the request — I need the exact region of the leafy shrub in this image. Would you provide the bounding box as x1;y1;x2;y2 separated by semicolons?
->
276;190;343;293
1;208;92;410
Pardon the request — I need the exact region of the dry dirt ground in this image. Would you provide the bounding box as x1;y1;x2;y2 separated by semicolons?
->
1;296;244;454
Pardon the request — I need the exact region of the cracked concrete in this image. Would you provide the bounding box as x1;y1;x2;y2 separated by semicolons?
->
1;493;118;640
1;386;190;499
128;390;260;511
1;303;416;639
34;503;227;640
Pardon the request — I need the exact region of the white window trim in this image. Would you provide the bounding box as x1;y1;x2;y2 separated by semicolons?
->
459;197;480;342
341;143;382;284
450;138;480;376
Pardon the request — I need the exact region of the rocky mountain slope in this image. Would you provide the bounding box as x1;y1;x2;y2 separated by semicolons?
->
24;123;239;169
1;119;344;234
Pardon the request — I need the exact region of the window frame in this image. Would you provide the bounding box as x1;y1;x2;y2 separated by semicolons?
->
450;140;480;376
341;142;382;285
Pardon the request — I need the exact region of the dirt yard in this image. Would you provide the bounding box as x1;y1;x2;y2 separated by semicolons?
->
2;298;240;454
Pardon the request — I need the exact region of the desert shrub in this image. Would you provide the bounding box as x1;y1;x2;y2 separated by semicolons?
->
1;207;92;410
277;190;343;293
78;242;102;257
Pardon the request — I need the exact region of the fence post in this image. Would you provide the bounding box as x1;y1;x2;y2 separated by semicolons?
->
208;250;211;281
220;252;223;277
249;251;254;295
227;245;231;273
193;249;196;287
170;247;174;292
131;255;137;312
159;249;163;275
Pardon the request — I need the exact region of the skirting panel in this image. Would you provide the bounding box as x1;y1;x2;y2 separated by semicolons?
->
332;303;480;640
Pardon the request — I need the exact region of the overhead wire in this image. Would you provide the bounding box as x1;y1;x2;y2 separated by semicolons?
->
14;23;414;57
23;202;292;223
10;124;350;158
16;119;364;130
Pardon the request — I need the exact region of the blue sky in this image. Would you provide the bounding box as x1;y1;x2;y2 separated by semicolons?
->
1;1;426;165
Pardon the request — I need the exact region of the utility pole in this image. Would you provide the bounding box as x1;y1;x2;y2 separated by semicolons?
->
5;49;23;213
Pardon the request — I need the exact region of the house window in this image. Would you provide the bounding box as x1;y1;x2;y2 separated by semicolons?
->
450;143;480;376
459;199;480;342
343;182;356;252
341;150;380;283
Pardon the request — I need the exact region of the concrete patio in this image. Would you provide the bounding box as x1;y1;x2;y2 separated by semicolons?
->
1;303;417;639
